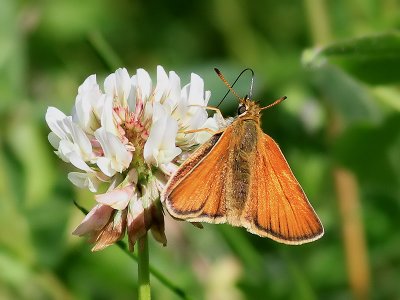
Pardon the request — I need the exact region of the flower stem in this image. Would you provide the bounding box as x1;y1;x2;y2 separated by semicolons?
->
138;233;151;300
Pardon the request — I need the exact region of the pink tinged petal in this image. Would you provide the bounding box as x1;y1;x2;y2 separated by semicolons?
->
72;204;114;236
95;185;135;210
91;209;128;251
127;213;145;251
127;200;166;251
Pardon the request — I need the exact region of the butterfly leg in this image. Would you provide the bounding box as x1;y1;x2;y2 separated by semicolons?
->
179;127;223;135
187;104;224;118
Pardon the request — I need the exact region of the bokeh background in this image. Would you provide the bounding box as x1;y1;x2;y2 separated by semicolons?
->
1;0;400;299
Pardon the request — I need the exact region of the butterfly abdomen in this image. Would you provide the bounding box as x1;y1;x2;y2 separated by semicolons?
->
226;119;259;224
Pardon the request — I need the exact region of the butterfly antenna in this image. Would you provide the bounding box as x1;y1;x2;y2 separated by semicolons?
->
215;68;254;107
260;96;287;111
247;69;255;99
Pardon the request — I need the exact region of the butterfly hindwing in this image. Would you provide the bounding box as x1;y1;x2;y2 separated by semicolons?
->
243;131;324;244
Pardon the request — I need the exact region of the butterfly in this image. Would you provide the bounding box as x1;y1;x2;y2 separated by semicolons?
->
162;68;323;244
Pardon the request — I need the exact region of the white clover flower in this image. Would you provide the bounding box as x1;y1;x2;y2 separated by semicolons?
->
46;66;219;251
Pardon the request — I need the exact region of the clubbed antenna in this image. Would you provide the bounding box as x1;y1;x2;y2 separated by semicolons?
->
260;96;287;111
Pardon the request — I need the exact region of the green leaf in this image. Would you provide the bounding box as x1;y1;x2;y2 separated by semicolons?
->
334;113;400;191
303;32;400;84
309;65;381;125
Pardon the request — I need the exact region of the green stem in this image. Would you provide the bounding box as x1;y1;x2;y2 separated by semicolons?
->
138;233;151;300
88;30;123;71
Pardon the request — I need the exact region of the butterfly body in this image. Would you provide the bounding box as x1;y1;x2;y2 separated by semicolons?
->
163;72;324;245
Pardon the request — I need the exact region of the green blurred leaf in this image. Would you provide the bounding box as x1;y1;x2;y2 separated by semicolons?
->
7;103;56;208
303;32;400;84
0;0;25;112
309;65;381;125
334;113;400;191
0;146;36;266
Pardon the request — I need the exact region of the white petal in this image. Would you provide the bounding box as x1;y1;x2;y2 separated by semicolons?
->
154;66;169;103
144;115;166;165
195;117;218;144
69;120;93;156
139;178;160;208
97;157;116;177
94;128;132;175
159;162;178;176
95;185;135;210
167;71;181;109
159;147;182;166
135;68;152;100
104;68;132;108
144;113;181;166
152;102;168;123
128;194;143;219
204;90;211;105
68;171;101;192
58;140;92;171
114;68;132;106
100;95;119;136
72;75;103;134
48;132;61;149
188;73;205;106
45;107;69;140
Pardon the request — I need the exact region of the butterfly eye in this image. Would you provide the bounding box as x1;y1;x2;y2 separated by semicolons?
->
237;104;247;115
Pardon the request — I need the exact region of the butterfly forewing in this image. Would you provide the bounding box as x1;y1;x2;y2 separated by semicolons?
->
164;127;235;223
243;131;324;244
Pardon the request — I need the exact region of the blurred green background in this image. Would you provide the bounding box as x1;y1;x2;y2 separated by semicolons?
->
1;0;400;299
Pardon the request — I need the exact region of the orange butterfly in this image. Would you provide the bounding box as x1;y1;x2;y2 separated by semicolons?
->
163;69;323;245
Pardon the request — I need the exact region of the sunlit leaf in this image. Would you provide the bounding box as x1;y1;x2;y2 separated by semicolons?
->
303;32;400;84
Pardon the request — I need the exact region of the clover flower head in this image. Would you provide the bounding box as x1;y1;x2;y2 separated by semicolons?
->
46;66;218;251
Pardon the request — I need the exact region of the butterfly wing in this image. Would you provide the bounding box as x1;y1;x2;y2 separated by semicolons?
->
242;131;324;244
163;126;235;224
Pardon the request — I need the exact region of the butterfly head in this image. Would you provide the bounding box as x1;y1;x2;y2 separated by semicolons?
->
214;68;287;120
237;96;262;120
